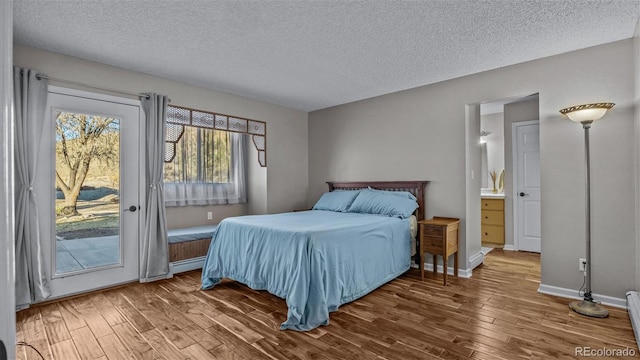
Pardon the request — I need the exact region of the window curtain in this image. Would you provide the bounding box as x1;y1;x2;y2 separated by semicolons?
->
13;67;50;308
140;94;169;282
164;133;247;206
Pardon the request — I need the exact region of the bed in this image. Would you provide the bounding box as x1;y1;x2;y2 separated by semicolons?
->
201;181;428;331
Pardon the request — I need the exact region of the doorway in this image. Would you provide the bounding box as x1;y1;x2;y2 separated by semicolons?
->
479;104;506;252
476;94;540;254
43;87;143;298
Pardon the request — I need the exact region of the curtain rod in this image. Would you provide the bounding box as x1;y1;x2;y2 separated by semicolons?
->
35;74;156;100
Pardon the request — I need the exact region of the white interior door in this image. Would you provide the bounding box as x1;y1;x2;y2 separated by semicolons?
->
515;122;541;253
42;87;142;298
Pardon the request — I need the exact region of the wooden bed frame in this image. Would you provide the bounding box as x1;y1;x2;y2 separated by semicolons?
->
326;181;428;221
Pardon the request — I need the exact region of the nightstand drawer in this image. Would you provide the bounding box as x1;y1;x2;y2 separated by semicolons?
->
481;210;504;226
482;225;505;244
423;236;443;249
482;199;504;210
422;226;443;238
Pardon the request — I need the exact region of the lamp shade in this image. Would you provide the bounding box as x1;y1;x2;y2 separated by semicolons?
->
559;103;615;123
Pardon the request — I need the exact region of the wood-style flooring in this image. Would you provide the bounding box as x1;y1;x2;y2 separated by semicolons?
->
16;250;639;359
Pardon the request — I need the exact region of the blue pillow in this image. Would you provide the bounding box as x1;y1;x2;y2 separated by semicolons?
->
312;190;361;212
349;190;418;218
368;187;417;201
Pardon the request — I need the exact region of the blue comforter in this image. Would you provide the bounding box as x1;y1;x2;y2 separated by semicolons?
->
201;210;411;331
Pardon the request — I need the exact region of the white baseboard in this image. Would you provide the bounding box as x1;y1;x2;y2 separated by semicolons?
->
411;249;484;279
503;244;516;251
170;256;206;275
538;284;626;309
410;262;469;278
427;262;471;278
469;250;483;273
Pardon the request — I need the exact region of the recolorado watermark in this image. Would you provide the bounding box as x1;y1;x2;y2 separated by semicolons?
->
575;346;636;357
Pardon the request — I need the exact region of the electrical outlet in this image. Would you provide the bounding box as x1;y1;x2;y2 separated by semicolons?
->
579;258;587;272
207;211;213;220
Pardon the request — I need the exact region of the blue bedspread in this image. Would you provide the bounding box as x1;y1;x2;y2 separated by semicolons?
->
201;210;411;331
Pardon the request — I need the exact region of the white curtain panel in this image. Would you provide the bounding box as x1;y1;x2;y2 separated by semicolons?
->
164;133;248;206
13;67;50;308
140;94;169;282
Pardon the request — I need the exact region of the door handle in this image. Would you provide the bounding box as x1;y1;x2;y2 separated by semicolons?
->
519;192;529;197
124;205;139;212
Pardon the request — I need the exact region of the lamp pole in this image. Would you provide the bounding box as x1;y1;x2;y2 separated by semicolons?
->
560;102;614;318
566;119;608;318
582;120;594;304
569;120;609;318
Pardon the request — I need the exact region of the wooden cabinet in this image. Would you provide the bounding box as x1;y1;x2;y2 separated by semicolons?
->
481;198;504;246
418;217;460;286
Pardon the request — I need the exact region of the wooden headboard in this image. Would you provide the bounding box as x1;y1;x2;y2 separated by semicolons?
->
326;181;429;221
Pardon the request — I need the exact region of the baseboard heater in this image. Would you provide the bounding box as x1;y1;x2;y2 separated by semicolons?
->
626;291;640;349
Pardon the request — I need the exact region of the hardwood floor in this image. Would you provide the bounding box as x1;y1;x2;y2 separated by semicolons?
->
16;250;639;359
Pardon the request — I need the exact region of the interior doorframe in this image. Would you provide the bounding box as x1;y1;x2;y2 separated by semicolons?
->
511;119;540;251
45;85;146;298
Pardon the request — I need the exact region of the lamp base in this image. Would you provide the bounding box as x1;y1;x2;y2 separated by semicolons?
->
569;300;609;318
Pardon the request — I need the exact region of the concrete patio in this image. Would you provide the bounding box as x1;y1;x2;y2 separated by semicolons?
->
55;235;120;274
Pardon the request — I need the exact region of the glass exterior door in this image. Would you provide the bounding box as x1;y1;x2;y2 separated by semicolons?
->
45;88;141;298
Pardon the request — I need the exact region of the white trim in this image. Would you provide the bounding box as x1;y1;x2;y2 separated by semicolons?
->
170;256;206;275
511;120;540;252
411;249;484;278
0;1;15;357
503;244;516;251
469;250;484;272
538;283;626;309
411;262;471;278
45;279;140;300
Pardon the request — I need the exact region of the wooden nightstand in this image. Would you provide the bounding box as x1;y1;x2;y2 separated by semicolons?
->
418;217;460;285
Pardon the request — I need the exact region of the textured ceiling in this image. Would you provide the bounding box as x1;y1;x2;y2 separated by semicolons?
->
13;0;640;112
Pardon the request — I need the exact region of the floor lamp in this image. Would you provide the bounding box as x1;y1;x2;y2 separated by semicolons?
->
559;102;615;318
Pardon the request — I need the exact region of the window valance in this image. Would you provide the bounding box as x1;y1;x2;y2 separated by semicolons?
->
165;105;267;167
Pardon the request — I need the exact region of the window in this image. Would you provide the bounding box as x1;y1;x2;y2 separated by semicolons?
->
164;127;231;184
164;106;247;206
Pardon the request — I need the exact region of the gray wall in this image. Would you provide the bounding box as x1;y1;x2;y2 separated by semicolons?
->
309;39;636;298
13;45;309;228
0;1;15;357
503;97;539;249
465;104;482;268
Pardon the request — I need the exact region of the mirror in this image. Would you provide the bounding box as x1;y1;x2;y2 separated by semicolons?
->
480;109;504;192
